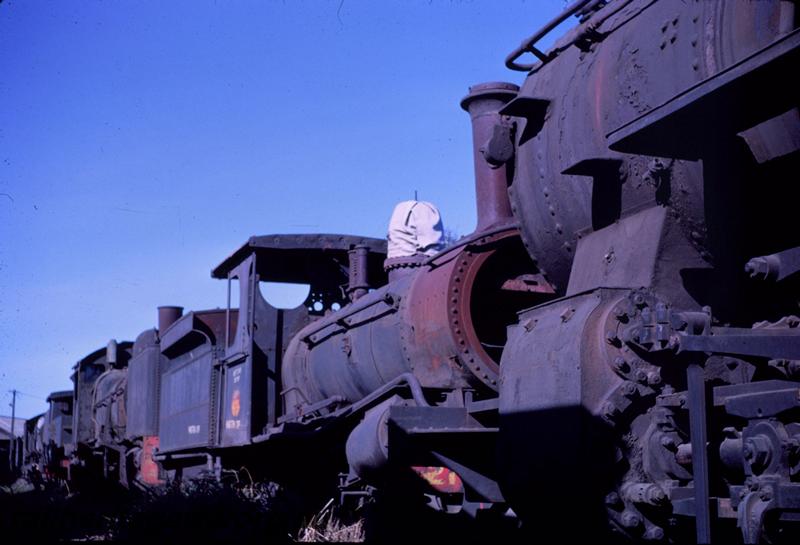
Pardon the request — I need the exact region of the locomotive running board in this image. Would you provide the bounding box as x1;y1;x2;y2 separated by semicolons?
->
607;28;800;160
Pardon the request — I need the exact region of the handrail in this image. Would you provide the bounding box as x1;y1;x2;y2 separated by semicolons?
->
505;0;638;72
505;0;594;71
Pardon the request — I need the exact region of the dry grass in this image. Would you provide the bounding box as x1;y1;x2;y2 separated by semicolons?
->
2;474;363;543
296;499;365;543
112;478;298;543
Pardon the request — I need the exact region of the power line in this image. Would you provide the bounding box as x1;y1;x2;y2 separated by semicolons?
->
15;390;46;401
4;389;46;401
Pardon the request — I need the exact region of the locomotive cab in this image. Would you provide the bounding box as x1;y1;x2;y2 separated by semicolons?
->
70;341;132;485
42;390;73;479
211;234;387;447
152;234;387;480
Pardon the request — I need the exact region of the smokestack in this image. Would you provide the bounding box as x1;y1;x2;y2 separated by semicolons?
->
460;82;519;232
158;306;183;336
106;339;118;366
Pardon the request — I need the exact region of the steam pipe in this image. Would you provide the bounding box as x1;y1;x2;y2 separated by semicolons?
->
460;82;519;232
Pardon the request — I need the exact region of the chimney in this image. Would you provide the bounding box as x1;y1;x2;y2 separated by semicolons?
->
106;339;118;366
460;82;519;232
158;306;184;337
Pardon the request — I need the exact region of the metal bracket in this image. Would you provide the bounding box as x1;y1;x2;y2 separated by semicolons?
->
738;491;775;544
675;327;800;360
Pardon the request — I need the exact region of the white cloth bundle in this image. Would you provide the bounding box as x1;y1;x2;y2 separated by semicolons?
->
386;200;445;259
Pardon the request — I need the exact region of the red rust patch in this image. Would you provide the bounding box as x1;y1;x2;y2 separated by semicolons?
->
141;435;163;486
411;465;464;494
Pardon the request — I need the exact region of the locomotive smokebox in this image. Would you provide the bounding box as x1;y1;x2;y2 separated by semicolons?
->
461;82;518;232
157;306;184;336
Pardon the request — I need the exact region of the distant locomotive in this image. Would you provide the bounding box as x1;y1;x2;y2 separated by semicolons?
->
19;1;800;542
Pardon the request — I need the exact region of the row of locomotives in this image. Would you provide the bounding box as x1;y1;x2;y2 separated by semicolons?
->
31;306;224;490
73;305;237;490
11;1;800;541
494;0;800;543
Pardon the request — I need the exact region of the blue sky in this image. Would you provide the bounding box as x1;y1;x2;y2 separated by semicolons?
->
1;0;568;418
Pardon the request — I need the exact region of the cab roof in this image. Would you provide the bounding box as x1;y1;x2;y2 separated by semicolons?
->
211;233;388;283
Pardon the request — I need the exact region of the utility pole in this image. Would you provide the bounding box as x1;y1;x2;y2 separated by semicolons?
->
9;389;16;470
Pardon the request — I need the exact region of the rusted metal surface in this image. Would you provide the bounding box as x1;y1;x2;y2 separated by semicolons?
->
499;289;659;541
460;82;518;231
281;83;552;412
139;435;163;486
501;4;800;536
404;230;543;391
607;28;800;160
281;228;550;412
500;273;555;294
505;0;798;298
158;305;183;336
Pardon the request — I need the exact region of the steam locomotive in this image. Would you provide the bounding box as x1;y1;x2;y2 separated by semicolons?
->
18;1;800;542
